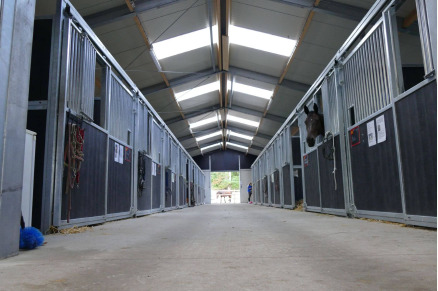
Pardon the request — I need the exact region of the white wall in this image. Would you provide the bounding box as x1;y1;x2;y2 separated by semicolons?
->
239;169;252;203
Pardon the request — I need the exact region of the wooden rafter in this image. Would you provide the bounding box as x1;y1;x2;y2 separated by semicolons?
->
251;0;320;153
124;0;195;146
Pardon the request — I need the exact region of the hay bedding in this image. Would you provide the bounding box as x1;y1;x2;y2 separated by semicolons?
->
49;225;93;234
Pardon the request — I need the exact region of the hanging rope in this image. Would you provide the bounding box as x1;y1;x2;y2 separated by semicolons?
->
323;131;337;190
64;122;85;222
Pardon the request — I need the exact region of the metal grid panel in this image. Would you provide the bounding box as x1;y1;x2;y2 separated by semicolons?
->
275;137;282;168
343;23;391;124
322;73;340;134
171;141;178;173
151;121;161;163
137;103;149;152
181;154;188;178
109;74;133;144
67;25;96;119
163;133;170;167
267;146;275;173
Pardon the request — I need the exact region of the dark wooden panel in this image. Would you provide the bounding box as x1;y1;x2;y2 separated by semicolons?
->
107;139;132;214
179;176;186;206
282;165;292;206
318;136;345;210
304;150;320;207
137;155;151;211
273;170;280;204
292;137;301;165
350;110;402;213
165;168;172;208
262;177;268;203
294;169;303;202
152;163;161;209
396;81;437;216
62;122;106;220
171;173;176;207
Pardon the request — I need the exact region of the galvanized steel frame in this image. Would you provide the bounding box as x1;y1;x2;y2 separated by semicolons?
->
46;0;205;230
251;0;436;227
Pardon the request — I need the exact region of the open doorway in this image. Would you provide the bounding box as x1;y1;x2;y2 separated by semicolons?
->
211;171;240;204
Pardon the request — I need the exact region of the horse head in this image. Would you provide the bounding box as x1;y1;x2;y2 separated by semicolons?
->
304;103;324;147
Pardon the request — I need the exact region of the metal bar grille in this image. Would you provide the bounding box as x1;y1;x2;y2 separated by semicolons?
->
137;104;148;152
322;73;339;134
151;121;161;163
80;35;95;119
67;26;96;119
343;23;391;124
109;74;133;144
171;142;178;172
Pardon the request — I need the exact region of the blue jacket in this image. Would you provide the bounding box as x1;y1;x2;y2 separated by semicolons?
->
248;184;252;193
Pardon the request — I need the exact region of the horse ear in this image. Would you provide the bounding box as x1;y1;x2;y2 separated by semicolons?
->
304;105;309;115
313;103;319;114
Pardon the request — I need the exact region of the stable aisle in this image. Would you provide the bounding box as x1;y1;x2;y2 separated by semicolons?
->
0;204;436;290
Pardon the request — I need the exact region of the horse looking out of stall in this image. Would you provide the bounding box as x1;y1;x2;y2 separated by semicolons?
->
304;103;324;147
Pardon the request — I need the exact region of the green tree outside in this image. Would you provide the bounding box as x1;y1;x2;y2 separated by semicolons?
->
211;172;240;190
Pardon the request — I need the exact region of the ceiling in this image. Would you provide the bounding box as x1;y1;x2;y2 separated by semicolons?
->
35;0;377;157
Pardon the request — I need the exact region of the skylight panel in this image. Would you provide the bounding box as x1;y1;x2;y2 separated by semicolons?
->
229;131;253;140
190;116;219;129
227;114;259;127
196;131;222;142
233;83;273;99
175;81;220;102
201;142;222;152
153;26;218;60
227;142;248;150
229;25;296;57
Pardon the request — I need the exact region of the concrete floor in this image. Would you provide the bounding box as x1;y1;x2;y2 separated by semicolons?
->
0;205;436;291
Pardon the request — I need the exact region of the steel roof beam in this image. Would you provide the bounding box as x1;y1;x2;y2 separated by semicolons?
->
226;125;271;140
166;105;221;125
85;0;182;28
272;0;367;22
230;105;285;123
140;67;310;96
179;127;222;142
186;139;222;152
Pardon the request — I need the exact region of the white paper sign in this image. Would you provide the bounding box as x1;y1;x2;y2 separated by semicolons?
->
119;144;124;164
376;115;386;143
114;142;119;162
152;163;156;176
367;120;376;147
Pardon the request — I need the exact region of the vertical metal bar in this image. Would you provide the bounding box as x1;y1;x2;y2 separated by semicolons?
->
415;0;435;77
383;8;407;220
363;38;374;115
52;14;72;227
373;28;384;111
133;97;139;215
40;1;65;232
335;63;355;215
206;0;216;72
369;31;379;113
377;26;390;108
160;125;165;210
383;9;403;99
358;48;366;122
316;149;322;212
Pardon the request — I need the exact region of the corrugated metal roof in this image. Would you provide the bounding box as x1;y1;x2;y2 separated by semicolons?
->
34;0;377;157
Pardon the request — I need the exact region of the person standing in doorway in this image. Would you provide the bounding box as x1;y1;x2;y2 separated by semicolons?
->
248;182;253;204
